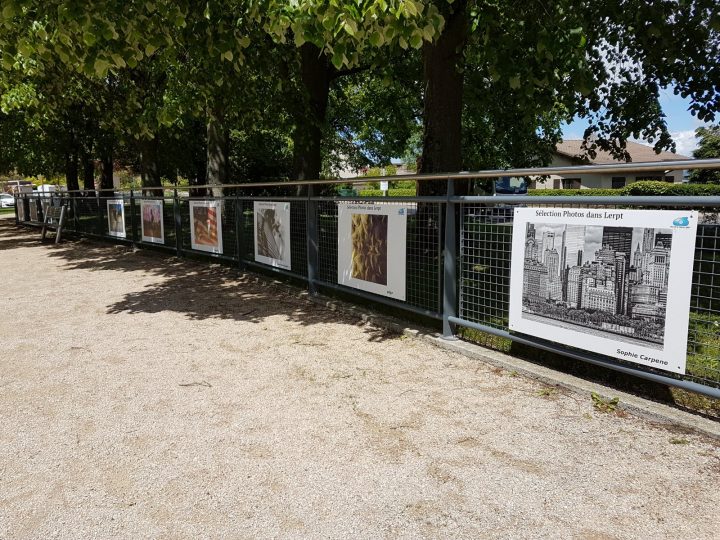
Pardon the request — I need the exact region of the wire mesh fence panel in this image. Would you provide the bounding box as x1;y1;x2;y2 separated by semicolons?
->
97;196;132;241
179;197;238;260
687;210;720;387
459;204;515;329
458;200;720;390
72;196;101;235
239;199;308;277
134;196;177;249
406;202;442;313
15;196;27;222
240;199;255;261
317;201;338;284
290;202;308;277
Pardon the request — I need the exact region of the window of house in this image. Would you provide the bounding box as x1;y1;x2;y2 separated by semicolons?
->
553;178;561;189
611;177;626;189
561;177;581;189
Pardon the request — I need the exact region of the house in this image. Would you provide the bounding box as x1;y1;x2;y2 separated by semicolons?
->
533;140;692;190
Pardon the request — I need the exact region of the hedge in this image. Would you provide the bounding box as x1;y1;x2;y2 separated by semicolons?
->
358;188;416;197
530;181;720;197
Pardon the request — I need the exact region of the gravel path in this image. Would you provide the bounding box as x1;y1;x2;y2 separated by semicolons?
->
1;216;718;539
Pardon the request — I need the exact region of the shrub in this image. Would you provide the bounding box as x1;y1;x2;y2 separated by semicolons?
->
529;181;720;197
358;188;416;197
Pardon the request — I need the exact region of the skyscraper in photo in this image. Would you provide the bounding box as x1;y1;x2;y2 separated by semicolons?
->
642;228;655;252
541;231;555;263
655;233;672;250
602;227;633;266
564;225;585;271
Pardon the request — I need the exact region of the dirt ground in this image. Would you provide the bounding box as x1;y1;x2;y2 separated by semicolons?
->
1;215;719;539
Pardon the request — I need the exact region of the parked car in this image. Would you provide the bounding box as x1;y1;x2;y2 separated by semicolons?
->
0;193;16;207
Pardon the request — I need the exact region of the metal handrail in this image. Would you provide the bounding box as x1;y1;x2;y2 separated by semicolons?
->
16;158;720;194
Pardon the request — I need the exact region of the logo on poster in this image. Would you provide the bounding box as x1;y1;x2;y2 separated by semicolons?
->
672;216;690;227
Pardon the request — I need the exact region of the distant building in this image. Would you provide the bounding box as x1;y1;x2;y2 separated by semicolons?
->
532;140;691;190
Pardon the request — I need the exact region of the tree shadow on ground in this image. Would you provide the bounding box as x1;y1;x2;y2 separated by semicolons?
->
0;218;45;250
2;220;400;342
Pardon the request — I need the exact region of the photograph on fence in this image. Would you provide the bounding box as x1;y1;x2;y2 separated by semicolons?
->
29;199;38;222
106;199;126;238
337;202;408;301
190;200;223;254
508;208;698;374
254;201;291;270
41;200;50;219
141;200;165;244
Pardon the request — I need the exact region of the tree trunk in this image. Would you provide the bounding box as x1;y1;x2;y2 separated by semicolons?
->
139;137;161;197
206;107;229;198
100;139;114;192
418;0;469;196
65;150;79;192
292;43;332;194
82;151;95;192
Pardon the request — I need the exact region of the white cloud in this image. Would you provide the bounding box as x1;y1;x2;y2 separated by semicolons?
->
628;129;698;157
669;130;698;156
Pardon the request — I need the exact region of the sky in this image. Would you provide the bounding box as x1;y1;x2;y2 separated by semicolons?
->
561;86;712;157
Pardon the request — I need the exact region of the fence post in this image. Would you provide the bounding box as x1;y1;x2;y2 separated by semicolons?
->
235;194;245;270
173;188;182;257
97;191;104;236
442;178;458;339
129;190;137;247
306;185;319;295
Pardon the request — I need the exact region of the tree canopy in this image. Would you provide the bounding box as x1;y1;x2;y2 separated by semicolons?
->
690;124;720;184
0;0;718;193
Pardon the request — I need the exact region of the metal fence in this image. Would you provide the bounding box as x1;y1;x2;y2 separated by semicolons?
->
12;158;720;399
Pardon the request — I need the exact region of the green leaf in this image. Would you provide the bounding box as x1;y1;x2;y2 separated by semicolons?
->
509;75;521;89
322;15;335;31
369;31;383;47
331;50;344;69
294;30;306;47
93;57;109;76
145;43;157;57
223;50;233;62
1;4;17;20
409;31;423;49
1;52;14;70
83;31;96;46
17;42;34;57
110;53;126;68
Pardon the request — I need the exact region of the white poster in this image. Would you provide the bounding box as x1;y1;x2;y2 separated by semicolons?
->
107;199;126;238
508;208;698;374
254;201;291;270
141;200;165;244
338;202;408;301
190;200;223;254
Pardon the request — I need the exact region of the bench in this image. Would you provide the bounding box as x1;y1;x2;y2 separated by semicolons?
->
41;205;67;244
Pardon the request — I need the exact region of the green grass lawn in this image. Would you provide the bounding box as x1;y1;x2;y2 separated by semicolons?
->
0;207;16;214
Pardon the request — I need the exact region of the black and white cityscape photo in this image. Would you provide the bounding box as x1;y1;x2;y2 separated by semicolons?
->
521;223;673;348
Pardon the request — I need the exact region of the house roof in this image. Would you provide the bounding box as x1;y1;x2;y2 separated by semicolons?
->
555;140;691;164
